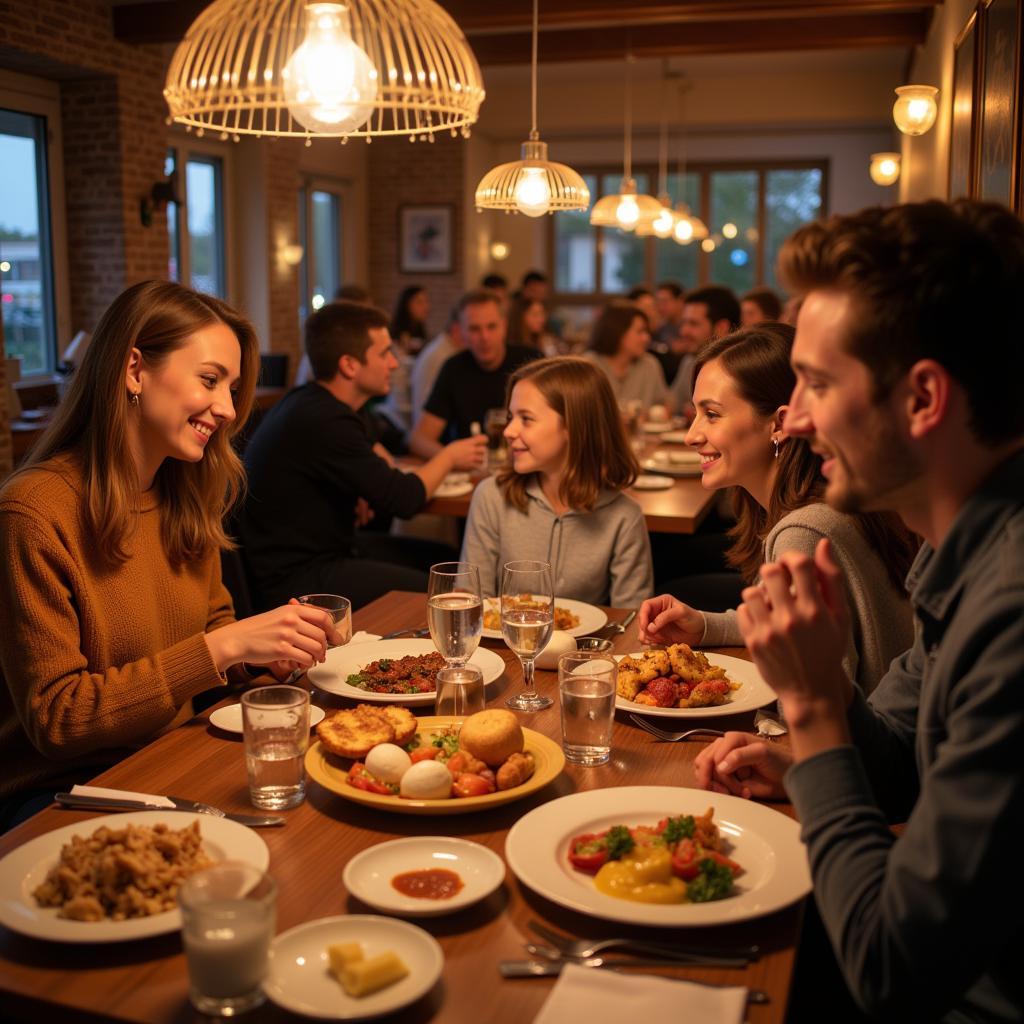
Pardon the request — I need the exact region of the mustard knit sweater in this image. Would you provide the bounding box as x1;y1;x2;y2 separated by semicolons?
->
0;456;236;799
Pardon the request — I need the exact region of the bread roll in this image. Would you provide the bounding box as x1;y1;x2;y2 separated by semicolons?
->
458;709;524;766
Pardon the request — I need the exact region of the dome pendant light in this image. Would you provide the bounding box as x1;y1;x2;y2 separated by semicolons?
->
474;0;590;216
165;0;485;141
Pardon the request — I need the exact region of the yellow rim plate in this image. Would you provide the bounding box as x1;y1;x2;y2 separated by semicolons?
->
306;716;564;815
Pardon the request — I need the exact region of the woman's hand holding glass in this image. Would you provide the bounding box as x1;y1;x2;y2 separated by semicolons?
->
637;594;705;647
693;731;792;800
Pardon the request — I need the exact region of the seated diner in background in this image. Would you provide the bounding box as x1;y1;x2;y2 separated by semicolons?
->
640;321;917;697
695;199;1024;1023
461;356;654;608
0;281;340;831
409;289;542;453
238;301;487;611
582;300;667;409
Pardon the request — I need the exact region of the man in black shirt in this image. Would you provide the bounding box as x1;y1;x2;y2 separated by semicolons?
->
410;289;542;454
239;302;486;608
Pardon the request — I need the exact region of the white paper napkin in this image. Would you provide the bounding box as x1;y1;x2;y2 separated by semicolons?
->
532;963;747;1024
70;784;175;808
349;631;381;645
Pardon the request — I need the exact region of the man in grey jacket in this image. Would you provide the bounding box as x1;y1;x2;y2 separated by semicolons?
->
694;199;1024;1023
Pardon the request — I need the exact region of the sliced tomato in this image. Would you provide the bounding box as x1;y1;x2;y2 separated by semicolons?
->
702;848;743;877
452;772;495;798
670;838;701;880
567;831;610;873
446;752;468;776
409;747;439;763
347;763;393;796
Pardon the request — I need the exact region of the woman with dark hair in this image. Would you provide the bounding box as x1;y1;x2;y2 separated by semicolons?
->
0;281;338;825
583;300;667;408
639;322;917;695
461;357;653;607
506;296;558;355
390;285;430;353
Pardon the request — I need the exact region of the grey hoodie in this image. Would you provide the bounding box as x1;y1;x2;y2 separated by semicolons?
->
460;476;654;608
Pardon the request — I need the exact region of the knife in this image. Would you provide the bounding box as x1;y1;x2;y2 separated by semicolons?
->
54;793;285;828
499;961;769;1002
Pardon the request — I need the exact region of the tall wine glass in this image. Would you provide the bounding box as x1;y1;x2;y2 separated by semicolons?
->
427;562;483;666
501;560;554;712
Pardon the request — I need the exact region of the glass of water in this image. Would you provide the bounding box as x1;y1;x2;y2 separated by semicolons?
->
435;664;485;717
558;650;617;765
179;862;277;1017
427;562;483;665
501;560;554;712
241;685;309;810
297;593;352;648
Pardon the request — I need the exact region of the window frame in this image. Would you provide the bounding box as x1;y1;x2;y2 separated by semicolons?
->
0;69;70;377
548;158;828;305
297;175;352;322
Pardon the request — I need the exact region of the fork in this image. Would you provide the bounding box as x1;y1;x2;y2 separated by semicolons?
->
528;920;759;962
629;714;725;742
603;609;637;635
380;626;430;640
523;942;752;969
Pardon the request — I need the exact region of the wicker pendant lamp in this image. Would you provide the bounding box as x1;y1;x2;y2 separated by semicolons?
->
474;0;589;216
164;0;485;141
590;54;662;231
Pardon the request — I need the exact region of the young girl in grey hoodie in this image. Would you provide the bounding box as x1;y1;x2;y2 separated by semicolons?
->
461;357;654;608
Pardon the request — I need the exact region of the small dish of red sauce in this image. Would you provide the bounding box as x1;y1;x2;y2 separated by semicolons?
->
391;868;464;900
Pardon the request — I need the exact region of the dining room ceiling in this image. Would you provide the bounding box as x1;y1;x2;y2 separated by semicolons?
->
110;0;938;65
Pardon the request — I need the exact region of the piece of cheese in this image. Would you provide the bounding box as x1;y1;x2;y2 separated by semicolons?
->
340;950;409;997
328;942;364;978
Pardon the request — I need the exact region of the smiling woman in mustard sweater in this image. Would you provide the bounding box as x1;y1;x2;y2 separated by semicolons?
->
0;281;338;824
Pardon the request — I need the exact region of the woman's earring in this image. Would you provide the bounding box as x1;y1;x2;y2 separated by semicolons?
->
772;437;780;459
130;391;140;407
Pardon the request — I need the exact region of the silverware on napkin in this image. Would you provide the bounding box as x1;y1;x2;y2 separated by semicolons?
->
54;792;285;828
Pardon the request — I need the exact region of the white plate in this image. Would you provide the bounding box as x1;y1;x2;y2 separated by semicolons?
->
433;475;474;498
263;914;443;1020
481;597;608;640
342;837;505;917
209;702;326;734
660;430;691;444
641;421;673;433
0;811;270;943
308;639;506;705
505;786;811;927
641;458;702;478
631;474;674;491
616;651;777;718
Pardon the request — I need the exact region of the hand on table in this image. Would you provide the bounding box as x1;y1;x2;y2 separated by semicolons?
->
354;497;375;527
637;594;705;646
693;732;792;800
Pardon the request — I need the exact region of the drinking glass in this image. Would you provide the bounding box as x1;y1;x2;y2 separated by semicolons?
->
485;407;508;469
297;594;352;648
179;862;277;1017
435;664;486;716
427;562;483;665
558;651;617;765
501;560;554;712
241;685;309;810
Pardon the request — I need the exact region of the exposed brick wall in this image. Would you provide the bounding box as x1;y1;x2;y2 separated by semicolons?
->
367;134;465;331
265;138;304;371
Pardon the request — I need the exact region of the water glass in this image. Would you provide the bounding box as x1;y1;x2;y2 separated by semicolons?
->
427;562;483;665
574;636;614;653
434;665;485;717
485;407;508;468
297;594;352;648
179;862;277;1017
558;651;617;765
241;685;309;810
501;560;554;712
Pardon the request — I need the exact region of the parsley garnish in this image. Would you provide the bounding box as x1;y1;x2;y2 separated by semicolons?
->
661;815;695;846
686;859;734;903
605;825;635;861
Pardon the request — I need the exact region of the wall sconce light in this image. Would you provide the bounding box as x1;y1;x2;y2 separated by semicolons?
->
869;152;901;186
489;241;510;261
279;243;305;267
893;85;938;136
140;172;183;227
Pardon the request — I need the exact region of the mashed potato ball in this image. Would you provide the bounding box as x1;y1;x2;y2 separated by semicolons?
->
365;743;412;784
399;759;453;799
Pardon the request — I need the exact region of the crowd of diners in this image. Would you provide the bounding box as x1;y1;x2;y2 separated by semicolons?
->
1;198;1022;1024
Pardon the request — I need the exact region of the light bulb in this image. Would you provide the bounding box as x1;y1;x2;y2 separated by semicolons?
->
489;241;510;261
869;152;901;186
722;222;738;239
701;238;716;253
284;3;377;134
892;85;938;136
674;217;694;243
514;167;552;217
652;209;675;239
616;194;639;229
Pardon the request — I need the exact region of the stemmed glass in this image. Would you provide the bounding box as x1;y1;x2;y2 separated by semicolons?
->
501;560;554;712
284;594;351;684
427;562;483;666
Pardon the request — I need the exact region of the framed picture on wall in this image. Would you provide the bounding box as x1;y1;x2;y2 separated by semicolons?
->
949;10;978;200
399;205;453;274
977;0;1021;206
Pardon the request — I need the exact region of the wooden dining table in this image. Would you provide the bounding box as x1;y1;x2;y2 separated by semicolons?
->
0;592;803;1023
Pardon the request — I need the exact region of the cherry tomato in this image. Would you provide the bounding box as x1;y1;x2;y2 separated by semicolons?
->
446;752;468;776
452;773;495;798
670;838;701;880
410;747;439;763
567;831;610;873
347;763;393;796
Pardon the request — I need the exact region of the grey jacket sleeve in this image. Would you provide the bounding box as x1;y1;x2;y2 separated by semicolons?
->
460;480;503;599
701;609;742;646
607;501;655;608
785;599;1024;1021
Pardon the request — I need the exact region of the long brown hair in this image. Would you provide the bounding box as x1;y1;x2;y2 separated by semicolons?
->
16;281;259;565
497;357;639;513
588;301;646;356
695;323;917;589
